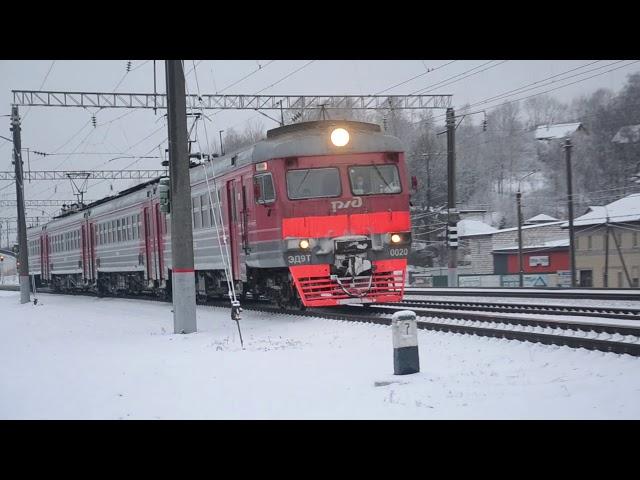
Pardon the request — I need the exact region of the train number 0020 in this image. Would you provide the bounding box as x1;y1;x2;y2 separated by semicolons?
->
389;248;408;257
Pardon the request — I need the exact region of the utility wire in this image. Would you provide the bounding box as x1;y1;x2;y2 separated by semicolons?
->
214;60;318;132
375;60;458;95
21;60;56;123
415;61;509;95
218;60;276;93
129;60;151;72
454;60;624;116
409;60;497;95
460;60;603;109
190;61;244;338
423;60;640;125
254;60;316;94
31;63;142;199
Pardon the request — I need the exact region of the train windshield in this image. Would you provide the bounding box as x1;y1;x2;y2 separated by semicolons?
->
286;168;341;199
349;165;401;195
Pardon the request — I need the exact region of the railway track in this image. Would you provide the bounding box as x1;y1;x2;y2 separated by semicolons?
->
7;286;640;357
404;287;640;301
387;299;640;321
332;305;640;357
203;300;640;357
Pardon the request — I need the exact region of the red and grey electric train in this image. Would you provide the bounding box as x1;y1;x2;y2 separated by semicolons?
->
27;120;412;308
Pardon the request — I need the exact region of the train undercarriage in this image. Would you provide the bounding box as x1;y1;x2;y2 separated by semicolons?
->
35;267;307;309
195;268;305;309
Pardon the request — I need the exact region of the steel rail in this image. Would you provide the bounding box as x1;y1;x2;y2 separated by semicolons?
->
356;304;640;337
404;288;640;301
388;299;640;321
11;288;640;357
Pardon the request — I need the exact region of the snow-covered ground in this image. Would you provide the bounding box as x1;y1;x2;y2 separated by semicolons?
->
0;273;18;286
1;290;639;419
0;255;18;285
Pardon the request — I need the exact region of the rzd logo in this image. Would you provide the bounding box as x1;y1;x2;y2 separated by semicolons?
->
331;197;362;213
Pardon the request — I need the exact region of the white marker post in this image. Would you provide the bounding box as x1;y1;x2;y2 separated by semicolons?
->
392;310;419;375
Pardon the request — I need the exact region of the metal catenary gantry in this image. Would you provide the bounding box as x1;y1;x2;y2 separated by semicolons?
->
0;199;95;207
0;170;166;181
12;90;453;111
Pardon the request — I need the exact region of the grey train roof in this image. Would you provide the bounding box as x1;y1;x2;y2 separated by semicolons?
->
28;120;404;231
196;120;405;181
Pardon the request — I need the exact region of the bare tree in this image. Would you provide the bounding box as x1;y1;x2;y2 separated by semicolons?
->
221;118;266;153
523;95;569;130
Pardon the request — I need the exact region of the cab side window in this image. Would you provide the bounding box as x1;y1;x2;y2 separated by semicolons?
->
254;173;275;204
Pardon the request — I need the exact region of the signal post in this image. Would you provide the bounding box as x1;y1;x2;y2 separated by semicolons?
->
446;107;458;288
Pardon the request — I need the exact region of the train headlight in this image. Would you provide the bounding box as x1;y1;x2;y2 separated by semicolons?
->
391;233;402;244
299;239;310;249
330;128;350;147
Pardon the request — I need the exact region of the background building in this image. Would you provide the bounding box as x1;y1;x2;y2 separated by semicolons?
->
565;193;640;288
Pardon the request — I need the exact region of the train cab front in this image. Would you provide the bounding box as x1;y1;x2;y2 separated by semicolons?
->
277;122;412;307
284;229;410;307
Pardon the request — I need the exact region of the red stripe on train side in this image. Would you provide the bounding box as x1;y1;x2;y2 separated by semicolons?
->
349;211;411;234
281;215;349;238
282;211;410;238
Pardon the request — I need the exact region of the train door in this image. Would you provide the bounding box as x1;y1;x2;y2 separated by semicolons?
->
40;230;49;281
239;178;248;281
226;179;241;281
154;203;164;281
240;180;249;252
89;222;96;282
81;224;88;281
143;206;153;280
252;171;278;256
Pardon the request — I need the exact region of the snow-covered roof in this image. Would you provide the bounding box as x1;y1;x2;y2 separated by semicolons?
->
534;122;585;140
458;218;565;238
493;238;569;252
494;220;565;234
612;125;640;144
457;219;498;237
525;213;559;223
562;193;640;227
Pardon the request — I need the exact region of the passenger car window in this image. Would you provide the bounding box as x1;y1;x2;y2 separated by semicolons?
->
349;165;401;195
254;173;275;203
286;168;341;199
201;194;211;228
193;195;202;229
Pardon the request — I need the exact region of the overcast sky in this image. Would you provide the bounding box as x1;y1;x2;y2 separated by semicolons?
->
1;59;639;231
